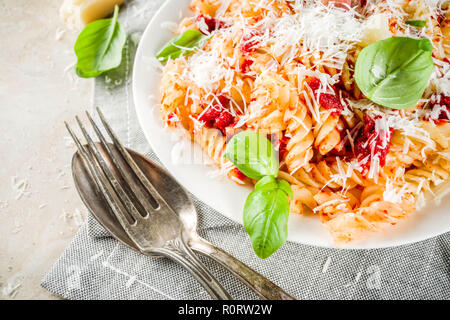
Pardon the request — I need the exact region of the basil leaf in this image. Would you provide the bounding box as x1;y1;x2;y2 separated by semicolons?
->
74;5;126;78
254;176;293;198
243;176;292;259
405;20;427;28
224;130;279;180
156;29;209;62
355;37;434;109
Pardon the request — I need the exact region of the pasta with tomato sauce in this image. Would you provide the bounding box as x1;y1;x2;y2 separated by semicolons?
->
158;0;450;244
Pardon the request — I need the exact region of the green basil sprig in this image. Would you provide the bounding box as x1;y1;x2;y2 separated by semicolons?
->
355;37;434;109
225;130;292;259
74;5;126;78
156;29;209;62
224;130;279;180
243;176;292;259
405;20;427;28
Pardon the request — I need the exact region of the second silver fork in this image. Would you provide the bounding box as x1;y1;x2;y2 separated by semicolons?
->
65;111;232;300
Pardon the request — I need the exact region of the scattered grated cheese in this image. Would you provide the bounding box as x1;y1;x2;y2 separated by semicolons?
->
55;27;66;41
343;271;362;288
11;176;31;200
90;250;104;262
230;175;245;184
185;46;234;93
2;278;21;298
383;179;407;204
322;256;332;273
125;275;137;288
60;208;86;227
313;198;349;213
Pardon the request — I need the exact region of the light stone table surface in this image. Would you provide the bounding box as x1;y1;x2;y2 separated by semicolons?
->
0;0;93;299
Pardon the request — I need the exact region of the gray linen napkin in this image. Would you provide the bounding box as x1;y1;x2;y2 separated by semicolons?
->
41;0;450;300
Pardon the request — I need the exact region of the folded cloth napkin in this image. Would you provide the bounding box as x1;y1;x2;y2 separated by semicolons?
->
42;0;450;300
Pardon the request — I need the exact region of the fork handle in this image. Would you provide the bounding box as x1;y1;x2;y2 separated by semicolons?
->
156;238;232;300
190;237;296;300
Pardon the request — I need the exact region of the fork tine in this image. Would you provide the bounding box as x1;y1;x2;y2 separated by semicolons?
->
75;116;144;222
85;111;158;212
96;107;168;207
65;122;133;229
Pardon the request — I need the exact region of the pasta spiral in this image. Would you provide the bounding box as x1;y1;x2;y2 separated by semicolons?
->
293;158;367;190
404;159;450;193
442;10;450;57
313;114;344;155
247;71;295;134
299;74;344;156
283;101;314;173
316;185;415;243
160;59;190;127
193;126;231;171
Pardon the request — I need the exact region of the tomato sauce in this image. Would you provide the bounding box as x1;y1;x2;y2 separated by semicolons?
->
196;14;226;34
307;77;344;116
354;114;393;174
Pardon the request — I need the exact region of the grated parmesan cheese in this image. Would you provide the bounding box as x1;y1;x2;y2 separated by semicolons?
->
11;176;31;200
322;256;332;273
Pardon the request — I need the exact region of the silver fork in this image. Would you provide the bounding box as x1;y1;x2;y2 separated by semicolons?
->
65;111;232;300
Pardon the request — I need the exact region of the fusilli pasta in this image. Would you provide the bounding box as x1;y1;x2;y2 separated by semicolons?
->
158;0;450;245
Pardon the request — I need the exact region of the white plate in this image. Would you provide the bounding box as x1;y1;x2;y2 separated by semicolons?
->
132;0;450;249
